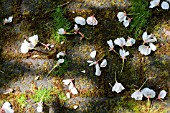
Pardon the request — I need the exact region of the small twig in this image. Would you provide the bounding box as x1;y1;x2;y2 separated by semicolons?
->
57;0;72;7
46;63;59;77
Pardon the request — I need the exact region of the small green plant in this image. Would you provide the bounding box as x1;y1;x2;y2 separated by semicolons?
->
128;0;151;39
51;7;71;42
31;88;53;103
16;94;27;108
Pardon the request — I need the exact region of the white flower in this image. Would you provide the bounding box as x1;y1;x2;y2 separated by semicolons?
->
142;32;157;43
123;18;130;27
117;12;127;22
158;90;167;99
107;40;114;51
95;64;101;76
100;59;107;67
20;40;34;53
86;16;98;26
161;1;169;10
141;88;156;98
57;59;64;65
138;45;151;55
119;49;129;60
149;0;160;8
2;102;14;113
37;102;43;112
90;50;96;59
3;16;13;25
131;90;143;100
62;79;72;85
56;51;66;58
112;81;125;93
114;37;126;47
126;37;136;46
149;43;156;51
74;16;86;25
28;35;38;47
58;28;66;34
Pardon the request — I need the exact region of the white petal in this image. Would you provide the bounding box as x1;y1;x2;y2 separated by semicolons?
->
123;19;129;27
81;70;86;73
74;24;79;31
117;12;126;22
87;60;94;63
56;51;65;58
149;0;160;8
74;16;86;25
89;62;96;66
100;59;107;67
158;90;167;99
95;64;101;76
141;88;156;98
112;82;125;93
37;102;43;113
66;92;71;98
70;87;78;95
4;16;13;24
29;35;39;47
86;16;98;26
57;59;64;64
142;32;148;41
107;40;114;50
167;0;170;3
161;1;169;10
131;90;143;100
69;82;74;90
149;43;156;51
90;50;96;59
58;28;65;34
2;102;14;113
62;79;72;85
73;105;78;109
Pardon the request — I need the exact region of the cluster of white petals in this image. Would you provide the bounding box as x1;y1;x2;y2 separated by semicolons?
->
126;37;136;46
20;35;39;53
138;32;157;55
117;12;131;27
119;49;129;60
1;102;14;113
149;0;170;10
87;50;107;76
86;16;98;26
112;81;125;93
131;90;143;100
62;79;78;97
131;88;167;100
74;16;98;26
3;16;13;25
